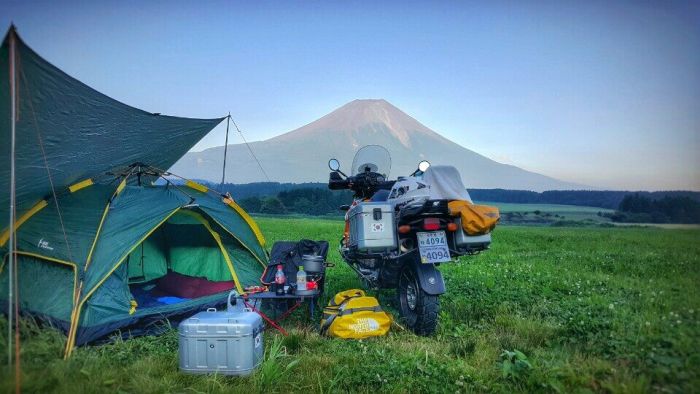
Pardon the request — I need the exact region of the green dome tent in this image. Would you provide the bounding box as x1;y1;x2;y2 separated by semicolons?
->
0;27;267;357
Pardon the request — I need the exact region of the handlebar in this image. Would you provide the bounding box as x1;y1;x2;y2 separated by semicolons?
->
328;172;350;190
328;171;395;199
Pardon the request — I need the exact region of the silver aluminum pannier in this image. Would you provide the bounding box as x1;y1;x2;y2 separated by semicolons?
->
348;202;397;251
179;291;264;376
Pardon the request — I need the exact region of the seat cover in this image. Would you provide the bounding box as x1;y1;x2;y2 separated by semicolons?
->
422;165;472;202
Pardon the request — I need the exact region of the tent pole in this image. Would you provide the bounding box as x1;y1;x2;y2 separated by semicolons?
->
220;113;231;191
7;25;17;367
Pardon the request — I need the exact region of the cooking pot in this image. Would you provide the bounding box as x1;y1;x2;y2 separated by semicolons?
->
302;255;325;274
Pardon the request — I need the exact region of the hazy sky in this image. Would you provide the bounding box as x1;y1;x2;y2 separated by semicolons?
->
2;0;698;191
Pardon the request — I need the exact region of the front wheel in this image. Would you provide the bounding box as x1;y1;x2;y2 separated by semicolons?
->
397;264;440;335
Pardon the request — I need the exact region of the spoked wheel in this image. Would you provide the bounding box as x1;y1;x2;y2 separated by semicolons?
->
397;264;440;335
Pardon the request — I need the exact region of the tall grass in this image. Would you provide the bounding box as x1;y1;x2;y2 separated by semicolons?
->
1;220;698;393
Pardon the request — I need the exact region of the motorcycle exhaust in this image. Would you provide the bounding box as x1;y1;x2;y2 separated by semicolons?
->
399;238;414;253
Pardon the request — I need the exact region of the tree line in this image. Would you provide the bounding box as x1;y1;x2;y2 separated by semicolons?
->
605;194;700;224
191;180;700;222
467;189;700;210
234;188;354;216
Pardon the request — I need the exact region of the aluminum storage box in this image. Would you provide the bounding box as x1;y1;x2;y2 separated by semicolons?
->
454;218;492;251
179;292;264;376
348;202;397;251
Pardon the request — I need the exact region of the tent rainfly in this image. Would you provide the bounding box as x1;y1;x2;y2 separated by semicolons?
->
0;27;267;357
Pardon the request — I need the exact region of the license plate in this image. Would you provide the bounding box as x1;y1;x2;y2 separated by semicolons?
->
417;231;451;264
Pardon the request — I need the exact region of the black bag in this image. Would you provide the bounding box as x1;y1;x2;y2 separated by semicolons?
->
261;239;329;285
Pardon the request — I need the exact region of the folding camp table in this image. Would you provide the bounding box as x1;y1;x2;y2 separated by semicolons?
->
239;291;320;336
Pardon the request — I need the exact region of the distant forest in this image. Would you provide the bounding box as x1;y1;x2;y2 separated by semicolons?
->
210;181;700;209
467;189;700;210
605;194;700;224
195;181;700;222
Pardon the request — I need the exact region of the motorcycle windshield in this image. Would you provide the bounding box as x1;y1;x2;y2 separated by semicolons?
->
351;145;392;177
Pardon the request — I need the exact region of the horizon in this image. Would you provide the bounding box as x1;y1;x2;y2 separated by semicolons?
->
194;177;700;194
1;1;698;191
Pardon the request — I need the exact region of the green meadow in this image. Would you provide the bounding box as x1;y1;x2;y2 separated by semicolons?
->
477;202;614;225
482;201;612;217
1;217;699;393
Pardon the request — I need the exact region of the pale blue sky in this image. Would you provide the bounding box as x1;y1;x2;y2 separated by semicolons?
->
2;0;698;190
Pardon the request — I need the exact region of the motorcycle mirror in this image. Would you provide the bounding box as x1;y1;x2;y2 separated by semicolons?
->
328;158;341;171
418;160;431;172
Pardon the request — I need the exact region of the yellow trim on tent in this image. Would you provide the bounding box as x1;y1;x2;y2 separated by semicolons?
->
11;250;77;270
207;214;268;269
185;180;208;193
68;178;94;193
178;210;244;294
0;200;49;247
0;253;7;274
222;197;266;247
65;175;131;357
82;176;130;274
83;204;110;273
64;208;182;358
13;251;79;307
1;251;78;297
1;252;79;319
70;173;128;347
115;177;127;195
64;287;81;358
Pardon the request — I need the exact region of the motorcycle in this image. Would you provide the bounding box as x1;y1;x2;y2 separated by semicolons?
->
327;145;493;335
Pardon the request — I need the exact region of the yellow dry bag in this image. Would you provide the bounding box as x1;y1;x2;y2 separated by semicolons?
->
320;289;392;339
448;200;500;235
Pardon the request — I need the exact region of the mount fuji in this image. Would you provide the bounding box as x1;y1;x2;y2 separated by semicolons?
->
170;99;581;191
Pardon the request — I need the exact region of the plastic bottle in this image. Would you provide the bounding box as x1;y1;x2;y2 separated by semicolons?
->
274;264;286;284
296;266;307;291
274;264;286;295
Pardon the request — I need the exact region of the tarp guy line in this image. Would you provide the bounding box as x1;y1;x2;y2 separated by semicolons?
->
20;67;74;265
220;113;231;190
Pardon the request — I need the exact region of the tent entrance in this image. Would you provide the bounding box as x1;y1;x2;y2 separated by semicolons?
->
126;208;241;311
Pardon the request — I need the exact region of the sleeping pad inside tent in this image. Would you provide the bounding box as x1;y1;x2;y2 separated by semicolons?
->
0;28;267;356
0;179;267;349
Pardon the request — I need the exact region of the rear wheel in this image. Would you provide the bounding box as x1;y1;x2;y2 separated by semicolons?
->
397;263;439;335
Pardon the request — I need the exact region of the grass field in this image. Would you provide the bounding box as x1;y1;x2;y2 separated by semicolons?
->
477;202;612;215
1;218;699;393
476;201;614;225
257;201;616;225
